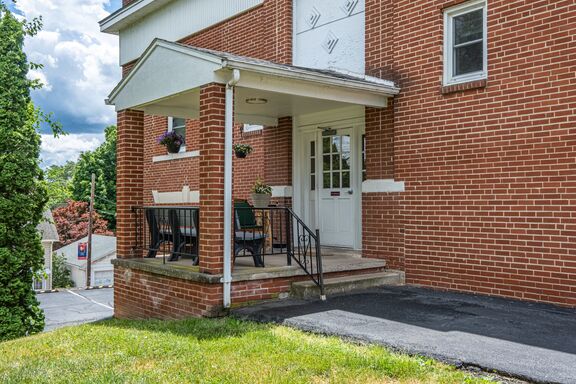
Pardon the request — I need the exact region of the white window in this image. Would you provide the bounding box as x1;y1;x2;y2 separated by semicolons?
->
443;0;487;86
168;117;186;153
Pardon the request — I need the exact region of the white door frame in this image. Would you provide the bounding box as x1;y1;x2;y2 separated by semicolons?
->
292;106;365;250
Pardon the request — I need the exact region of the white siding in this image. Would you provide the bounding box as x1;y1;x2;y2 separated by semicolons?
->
293;0;365;73
119;0;264;65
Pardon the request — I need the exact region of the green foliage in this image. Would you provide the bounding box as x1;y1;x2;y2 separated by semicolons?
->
0;5;46;340
51;253;74;289
44;161;75;209
71;125;117;229
251;177;272;195
0;318;495;383
233;143;253;155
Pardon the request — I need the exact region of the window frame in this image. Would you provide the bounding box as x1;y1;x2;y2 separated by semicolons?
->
443;0;488;86
167;116;186;153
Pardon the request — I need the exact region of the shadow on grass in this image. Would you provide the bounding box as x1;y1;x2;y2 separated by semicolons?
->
90;316;271;341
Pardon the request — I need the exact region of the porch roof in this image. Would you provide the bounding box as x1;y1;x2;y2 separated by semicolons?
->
107;39;400;125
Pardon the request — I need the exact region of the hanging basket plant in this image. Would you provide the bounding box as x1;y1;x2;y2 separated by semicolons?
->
158;131;184;154
233;143;253;158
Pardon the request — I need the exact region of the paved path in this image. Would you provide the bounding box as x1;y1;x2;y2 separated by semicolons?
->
234;286;576;384
38;288;114;331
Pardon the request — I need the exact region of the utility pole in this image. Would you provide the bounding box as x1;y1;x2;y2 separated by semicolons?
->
86;173;95;287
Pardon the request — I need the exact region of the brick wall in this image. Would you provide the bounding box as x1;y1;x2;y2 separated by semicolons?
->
180;0;292;64
365;0;576;306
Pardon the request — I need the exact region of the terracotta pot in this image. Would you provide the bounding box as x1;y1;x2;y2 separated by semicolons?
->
251;193;271;208
167;143;181;154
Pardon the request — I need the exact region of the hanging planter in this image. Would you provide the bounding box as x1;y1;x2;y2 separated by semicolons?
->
233;143;253;158
158;131;184;154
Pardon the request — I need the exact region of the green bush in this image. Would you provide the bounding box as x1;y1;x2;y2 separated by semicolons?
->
0;4;47;341
51;253;74;289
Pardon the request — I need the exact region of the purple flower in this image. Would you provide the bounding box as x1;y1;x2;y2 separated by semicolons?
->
157;131;184;146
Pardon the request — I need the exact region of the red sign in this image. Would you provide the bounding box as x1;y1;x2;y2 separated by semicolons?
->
78;243;87;260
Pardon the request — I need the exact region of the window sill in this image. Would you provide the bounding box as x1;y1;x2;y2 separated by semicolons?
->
441;79;487;94
152;150;200;163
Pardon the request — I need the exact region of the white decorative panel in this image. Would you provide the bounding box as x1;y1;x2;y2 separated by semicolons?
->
119;0;264;65
294;0;365;73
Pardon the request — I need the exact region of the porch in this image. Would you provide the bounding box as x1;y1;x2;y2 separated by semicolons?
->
110;39;402;317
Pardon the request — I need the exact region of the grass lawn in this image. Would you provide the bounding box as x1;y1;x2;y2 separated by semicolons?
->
0;318;494;383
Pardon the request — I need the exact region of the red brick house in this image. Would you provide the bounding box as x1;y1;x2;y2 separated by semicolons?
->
101;0;575;318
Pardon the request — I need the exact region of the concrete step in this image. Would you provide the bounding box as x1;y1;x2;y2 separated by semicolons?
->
290;270;405;299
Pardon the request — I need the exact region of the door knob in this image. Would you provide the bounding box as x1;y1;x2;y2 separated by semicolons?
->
347;190;353;195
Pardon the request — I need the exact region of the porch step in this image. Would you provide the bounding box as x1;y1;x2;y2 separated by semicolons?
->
290;270;405;299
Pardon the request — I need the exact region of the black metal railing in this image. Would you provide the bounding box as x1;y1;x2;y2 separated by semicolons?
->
132;204;324;297
133;206;199;265
234;205;324;296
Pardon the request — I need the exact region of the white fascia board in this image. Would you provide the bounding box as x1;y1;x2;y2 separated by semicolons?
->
100;0;172;34
224;60;400;97
233;70;389;108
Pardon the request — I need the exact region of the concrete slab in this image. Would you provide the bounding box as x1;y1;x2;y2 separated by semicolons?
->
234;286;576;384
37;288;114;331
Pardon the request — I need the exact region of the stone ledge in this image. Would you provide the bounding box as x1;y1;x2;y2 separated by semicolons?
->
112;258;222;284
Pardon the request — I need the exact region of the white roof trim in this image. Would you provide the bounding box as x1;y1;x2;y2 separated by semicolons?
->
107;39;400;110
100;0;172;34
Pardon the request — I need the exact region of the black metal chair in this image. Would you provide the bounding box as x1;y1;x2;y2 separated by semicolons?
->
145;208;173;258
234;206;266;267
169;208;199;264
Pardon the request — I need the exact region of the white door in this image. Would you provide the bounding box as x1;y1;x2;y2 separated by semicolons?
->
318;129;355;247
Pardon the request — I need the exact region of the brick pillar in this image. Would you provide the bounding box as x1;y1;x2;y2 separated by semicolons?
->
198;83;227;275
116;109;144;259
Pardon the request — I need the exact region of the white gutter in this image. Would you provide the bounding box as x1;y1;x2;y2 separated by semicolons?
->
222;68;240;308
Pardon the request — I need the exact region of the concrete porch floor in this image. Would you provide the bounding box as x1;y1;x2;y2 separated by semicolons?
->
146;247;388;282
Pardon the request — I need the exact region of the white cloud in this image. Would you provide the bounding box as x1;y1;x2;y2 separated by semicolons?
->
15;0;120;129
41;133;104;168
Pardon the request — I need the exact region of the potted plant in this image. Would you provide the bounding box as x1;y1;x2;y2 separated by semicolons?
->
158;131;184;154
233;143;253;158
251;177;272;208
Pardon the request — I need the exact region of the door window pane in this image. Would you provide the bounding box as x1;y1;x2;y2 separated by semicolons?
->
323;155;331;171
323;173;331;188
342;172;350;188
323;137;330;153
331;136;341;153
332;172;340;188
332;154;340;170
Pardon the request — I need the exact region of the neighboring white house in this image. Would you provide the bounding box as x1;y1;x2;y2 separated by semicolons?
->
34;210;60;290
58;235;116;288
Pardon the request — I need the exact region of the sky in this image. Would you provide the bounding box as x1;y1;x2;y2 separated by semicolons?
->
7;0;123;167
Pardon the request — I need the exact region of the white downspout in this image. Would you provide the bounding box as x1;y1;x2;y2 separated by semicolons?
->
223;69;240;308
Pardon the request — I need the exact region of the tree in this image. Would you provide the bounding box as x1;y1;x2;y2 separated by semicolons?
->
52;200;113;248
71;125;117;229
45;161;76;209
0;4;46;341
51;253;74;288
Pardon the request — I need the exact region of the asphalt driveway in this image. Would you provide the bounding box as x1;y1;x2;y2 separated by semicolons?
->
37;288;114;331
234;286;576;384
